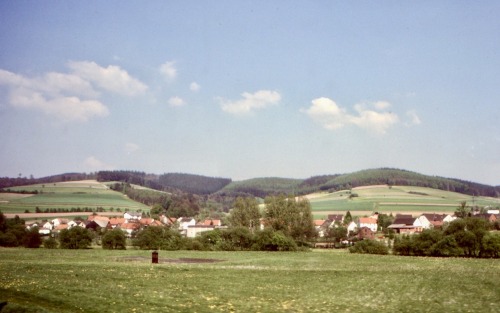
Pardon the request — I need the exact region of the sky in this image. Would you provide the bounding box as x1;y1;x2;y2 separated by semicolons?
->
0;1;499;185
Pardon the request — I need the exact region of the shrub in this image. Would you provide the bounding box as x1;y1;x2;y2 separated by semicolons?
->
252;229;297;251
59;227;92;249
102;228;127;250
43;237;58;249
349;239;388;255
23;227;42;248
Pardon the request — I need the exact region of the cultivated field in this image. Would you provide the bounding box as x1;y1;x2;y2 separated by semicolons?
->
0;180;150;214
0;248;499;312
307;185;500;217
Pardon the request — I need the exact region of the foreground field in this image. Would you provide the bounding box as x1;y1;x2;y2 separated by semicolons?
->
307;185;500;216
1;248;499;312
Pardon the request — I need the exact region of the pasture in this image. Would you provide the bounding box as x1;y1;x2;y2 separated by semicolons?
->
0;181;149;214
1;248;499;312
307;185;500;216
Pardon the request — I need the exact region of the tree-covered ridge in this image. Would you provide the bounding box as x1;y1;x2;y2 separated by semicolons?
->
1;168;498;197
221;177;303;198
158;173;232;195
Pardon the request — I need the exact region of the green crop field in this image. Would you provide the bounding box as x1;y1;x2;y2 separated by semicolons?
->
0;181;150;213
0;248;499;312
308;185;500;216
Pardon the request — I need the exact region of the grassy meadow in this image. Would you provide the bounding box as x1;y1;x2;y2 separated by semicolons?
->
1;248;499;313
307;185;500;216
0;181;149;214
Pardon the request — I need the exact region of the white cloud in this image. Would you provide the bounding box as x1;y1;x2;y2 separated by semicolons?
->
406;110;422;126
219;90;281;115
9;87;109;122
159;61;177;81
190;82;200;92
68;61;148;96
0;61;148;122
303;97;399;134
83;156;114;171
0;68;109;122
125;142;140;154
168;96;186;107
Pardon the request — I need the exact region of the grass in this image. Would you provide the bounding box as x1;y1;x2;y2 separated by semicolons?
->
308;185;500;215
0;181;150;213
1;248;499;312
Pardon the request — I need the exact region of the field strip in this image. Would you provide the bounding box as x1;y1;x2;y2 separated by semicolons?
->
378;202;458;206
5;212;125;219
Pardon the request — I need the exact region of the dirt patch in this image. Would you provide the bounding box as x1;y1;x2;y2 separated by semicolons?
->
118;256;225;264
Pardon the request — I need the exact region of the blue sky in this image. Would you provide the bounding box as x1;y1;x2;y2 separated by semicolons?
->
0;1;499;185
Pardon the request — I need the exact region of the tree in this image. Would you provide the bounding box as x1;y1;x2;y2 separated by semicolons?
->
454;201;471;218
325;226;348;244
264;195;316;242
102;228;127;250
349;239;389;255
444;217;490;257
132;226;183;250
59;227;92;249
228;197;261;230
23;227;42;248
344;211;353;225
43;237;58;249
481;233;500;258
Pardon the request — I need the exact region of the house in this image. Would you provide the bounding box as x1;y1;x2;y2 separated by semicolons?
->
358;217;378;232
314;220;328;237
119;223;141;237
52;218;69;227
473;213;497;223
387;214;423;234
177;217;196;236
109;217;126;228
200;219;222;227
124;212;142;222
358;227;375;240
42;221;53;230
327;214;344;226
420;213;454;229
346;221;358;234
186;225;216;238
160;215;177;226
53;224;69;233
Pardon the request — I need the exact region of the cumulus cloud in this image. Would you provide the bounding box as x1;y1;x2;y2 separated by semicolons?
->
219;90;281;115
68;61;148;96
190;81;200;92
9;88;109;122
168;96;186;107
0;61;147;122
83;156;114;171
0;69;108;122
303;97;399;134
159;61;177;81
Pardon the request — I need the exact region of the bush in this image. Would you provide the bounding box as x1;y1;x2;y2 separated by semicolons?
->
132;226;183;250
23;227;42;248
43;237;58;249
349;239;388;255
252;229;297;251
59;227;92;249
102;228;127;250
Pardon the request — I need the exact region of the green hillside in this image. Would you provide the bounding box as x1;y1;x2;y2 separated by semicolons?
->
306;185;500;216
221;177;303;198
0;180;150;214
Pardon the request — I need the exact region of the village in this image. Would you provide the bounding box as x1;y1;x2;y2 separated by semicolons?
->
23;209;500;245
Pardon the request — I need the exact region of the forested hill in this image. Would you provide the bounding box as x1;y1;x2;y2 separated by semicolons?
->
158;173;232;195
220;168;499;198
1;168;498;197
